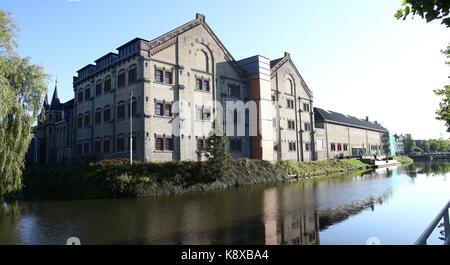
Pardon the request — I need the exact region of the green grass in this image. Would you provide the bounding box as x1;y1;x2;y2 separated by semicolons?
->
277;159;369;176
394;156;414;164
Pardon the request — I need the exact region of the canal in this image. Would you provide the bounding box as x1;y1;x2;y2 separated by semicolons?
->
1;161;449;245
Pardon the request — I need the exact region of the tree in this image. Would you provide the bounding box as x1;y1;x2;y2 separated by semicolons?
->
0;10;47;199
201;134;232;182
395;1;450;134
395;0;450;27
434;44;450;132
422;140;430;153
404;134;415;155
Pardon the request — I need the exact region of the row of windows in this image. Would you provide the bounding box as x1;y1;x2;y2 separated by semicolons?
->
195;78;210;92
77;65;137;104
155;69;173;84
76;135;136;155
155;136;174;151
330;143;349;152
286;120;311;131
287;142;311;152
77;100;137;128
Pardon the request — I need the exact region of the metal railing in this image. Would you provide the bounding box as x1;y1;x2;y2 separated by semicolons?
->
415;200;450;245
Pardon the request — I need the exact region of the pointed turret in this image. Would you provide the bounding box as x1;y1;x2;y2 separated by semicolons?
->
49;79;60;110
43;94;49;110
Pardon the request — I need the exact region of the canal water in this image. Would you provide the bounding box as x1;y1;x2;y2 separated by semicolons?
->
1;161;449;245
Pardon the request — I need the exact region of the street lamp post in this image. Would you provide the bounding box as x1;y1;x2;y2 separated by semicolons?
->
130;90;134;165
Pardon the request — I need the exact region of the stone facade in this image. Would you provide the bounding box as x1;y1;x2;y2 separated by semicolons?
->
314;108;389;159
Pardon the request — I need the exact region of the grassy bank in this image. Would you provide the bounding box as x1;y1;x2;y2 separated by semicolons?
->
394;155;414;164
22;158;370;200
278;159;370;177
22;159;289;200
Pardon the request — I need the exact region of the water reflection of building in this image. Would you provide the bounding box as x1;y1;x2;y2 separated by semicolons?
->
263;184;320;245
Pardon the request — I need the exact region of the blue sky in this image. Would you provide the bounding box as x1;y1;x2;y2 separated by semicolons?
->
2;0;450;139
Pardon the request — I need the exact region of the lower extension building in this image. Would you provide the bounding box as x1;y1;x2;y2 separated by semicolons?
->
27;13;389;164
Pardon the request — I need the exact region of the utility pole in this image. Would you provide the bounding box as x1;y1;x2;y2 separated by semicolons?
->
130;90;134;165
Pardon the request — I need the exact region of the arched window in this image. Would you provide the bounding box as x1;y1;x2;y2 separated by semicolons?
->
287;79;294;95
117;70;126;88
201;50;209;72
95;108;102;125
103;105;111;122
84;111;91;127
96;80;103;96
84;85;91;100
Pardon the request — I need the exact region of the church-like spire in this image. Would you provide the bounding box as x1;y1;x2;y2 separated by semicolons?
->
43;93;49;110
49;78;60;110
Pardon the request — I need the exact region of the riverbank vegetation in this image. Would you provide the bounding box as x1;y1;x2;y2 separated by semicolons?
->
394;156;414;164
21;158;371;200
278;159;369;177
22;159;289;200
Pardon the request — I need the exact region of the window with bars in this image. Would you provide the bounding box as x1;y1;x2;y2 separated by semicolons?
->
104;78;112;93
96;82;102;96
155;69;163;83
128;66;137;83
288;120;295;130
155;137;164;151
287;99;294;109
164;71;172;84
117;71;126;88
196;79;202;90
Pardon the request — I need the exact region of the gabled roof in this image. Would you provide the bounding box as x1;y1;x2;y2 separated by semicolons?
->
314;107;388;133
270;52;313;98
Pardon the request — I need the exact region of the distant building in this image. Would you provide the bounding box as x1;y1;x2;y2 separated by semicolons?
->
393;134;405;155
314;108;389;160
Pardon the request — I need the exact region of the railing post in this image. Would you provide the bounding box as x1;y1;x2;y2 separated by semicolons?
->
444;208;450;240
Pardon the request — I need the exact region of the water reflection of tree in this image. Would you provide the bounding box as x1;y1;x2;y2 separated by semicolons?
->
0;202;22;244
416;162;450;176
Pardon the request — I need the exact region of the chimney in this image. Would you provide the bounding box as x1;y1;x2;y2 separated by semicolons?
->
196;13;205;22
284;52;290;58
366;116;369;121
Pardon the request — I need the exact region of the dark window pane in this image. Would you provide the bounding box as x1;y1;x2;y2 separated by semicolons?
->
117;138;125;152
203;80;210;91
129;67;137;83
155;138;164;151
84;87;91;100
94;141;101;154
155;103;163;116
164;104;172;116
103;108;110;122
104;78;112;93
118;72;125;88
117;104;125;119
164;72;172;84
103;139;110;153
96;83;102;96
196;79;202;90
165;138;173;151
155;70;163;83
95;111;101;124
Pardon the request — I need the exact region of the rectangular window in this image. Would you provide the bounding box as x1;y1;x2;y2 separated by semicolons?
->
84;114;90;127
77;91;83;103
103;139;110;153
95;111;101;125
288;120;295;130
305;142;310;151
103;108;110;122
304;122;311;131
343;144;348;151
203;80;210;91
117;72;125;88
230;139;242;151
155;137;164;151
331;143;336;151
303;103;310;112
338;144;342;151
77;116;83;128
104;78;111;93
96;83;102;96
165;138;173;151
117;104;125;119
164;71;172;84
155;103;163;116
94;141;101;154
155;70;163;83
117;138;125;152
289;142;296;152
287;99;294;109
83;143;90;154
129;67;137;83
84;87;91;101
164;104;172;117
196;79;202;90
229;84;240;97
